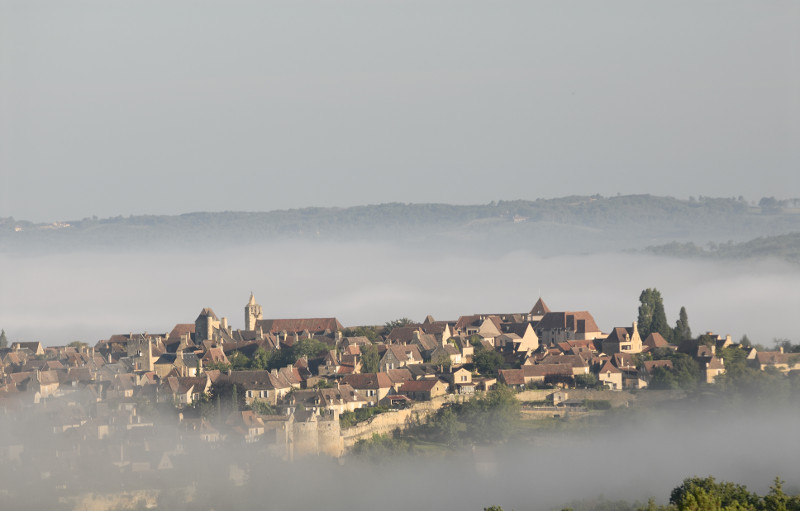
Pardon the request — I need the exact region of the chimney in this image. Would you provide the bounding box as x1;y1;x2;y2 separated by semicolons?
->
221;317;228;330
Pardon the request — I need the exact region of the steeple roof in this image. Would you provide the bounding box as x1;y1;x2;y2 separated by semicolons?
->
530;297;551;316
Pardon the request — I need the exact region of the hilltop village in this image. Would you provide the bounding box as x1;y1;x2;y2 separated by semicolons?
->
1;294;799;499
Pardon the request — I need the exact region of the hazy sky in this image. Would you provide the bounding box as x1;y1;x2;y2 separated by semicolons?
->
2;1;798;222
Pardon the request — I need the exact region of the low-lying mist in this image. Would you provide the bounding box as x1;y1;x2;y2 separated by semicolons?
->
1;241;799;345
1;402;797;510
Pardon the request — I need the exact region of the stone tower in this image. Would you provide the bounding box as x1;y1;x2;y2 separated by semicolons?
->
245;293;263;331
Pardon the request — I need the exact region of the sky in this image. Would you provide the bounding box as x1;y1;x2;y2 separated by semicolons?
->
1;1;799;222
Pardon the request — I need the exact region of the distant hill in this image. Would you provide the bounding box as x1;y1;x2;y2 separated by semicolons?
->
3;195;800;256
645;232;800;265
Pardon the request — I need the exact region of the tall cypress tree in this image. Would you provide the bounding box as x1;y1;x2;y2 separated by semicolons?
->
637;288;671;340
673;306;692;342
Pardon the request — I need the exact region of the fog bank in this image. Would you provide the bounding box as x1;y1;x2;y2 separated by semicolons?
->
1;242;798;346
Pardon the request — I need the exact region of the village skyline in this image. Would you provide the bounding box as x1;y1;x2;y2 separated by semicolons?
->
2;289;799;510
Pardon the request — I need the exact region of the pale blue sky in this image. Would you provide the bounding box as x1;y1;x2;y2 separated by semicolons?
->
2;1;798;222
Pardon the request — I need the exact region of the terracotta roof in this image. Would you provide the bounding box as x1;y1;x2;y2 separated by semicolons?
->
643;333;670;349
398;379;443;392
598;360;621;374
498;369;525;385
755;351;796;366
168;324;196;343
256;318;343;334
385;368;413;384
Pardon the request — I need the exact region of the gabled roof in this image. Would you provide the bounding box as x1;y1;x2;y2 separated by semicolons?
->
383;345;423;363
598;360;621;374
196;308;219;321
604;327;633;345
530;297;551;316
643;333;670;349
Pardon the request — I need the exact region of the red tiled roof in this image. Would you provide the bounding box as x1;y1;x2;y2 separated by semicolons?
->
256;318;343;334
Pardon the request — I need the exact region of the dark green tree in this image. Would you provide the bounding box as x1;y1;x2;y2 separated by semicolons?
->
383;317;415;332
361;343;380;373
342;325;380;342
473;349;504;375
290;337;330;361
228;351;250;370
431;350;452;372
673;306;692;342
670;476;759;510
637;288;671;341
763;477;789;511
251;347;272;370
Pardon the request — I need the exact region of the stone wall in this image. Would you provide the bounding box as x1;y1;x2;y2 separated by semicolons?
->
341;394;459;448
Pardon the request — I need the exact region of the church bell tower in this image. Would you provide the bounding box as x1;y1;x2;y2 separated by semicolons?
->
245;292;263;331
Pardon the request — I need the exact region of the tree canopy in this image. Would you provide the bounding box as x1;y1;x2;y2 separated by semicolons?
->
637;288;671;341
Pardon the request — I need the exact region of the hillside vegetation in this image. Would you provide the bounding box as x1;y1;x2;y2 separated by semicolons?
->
3;195;800;257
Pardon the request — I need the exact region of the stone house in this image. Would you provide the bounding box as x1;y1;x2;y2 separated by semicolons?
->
379;345;423;372
596;360;622;390
601;323;643;355
441;367;475;394
397;379;449;401
339;373;393;405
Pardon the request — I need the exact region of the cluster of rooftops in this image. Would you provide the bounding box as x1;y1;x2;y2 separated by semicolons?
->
2;294;798;420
